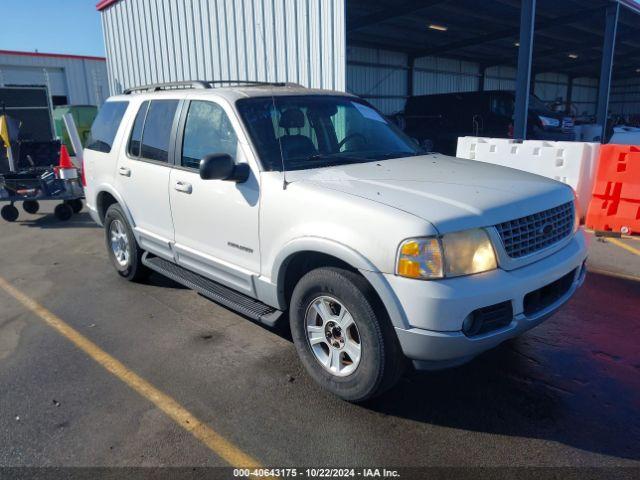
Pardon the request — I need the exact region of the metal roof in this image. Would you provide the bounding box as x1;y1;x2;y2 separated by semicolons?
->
347;0;640;80
0;49;106;62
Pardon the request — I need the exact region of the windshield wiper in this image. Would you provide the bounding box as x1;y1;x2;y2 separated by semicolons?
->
300;153;374;167
372;151;423;160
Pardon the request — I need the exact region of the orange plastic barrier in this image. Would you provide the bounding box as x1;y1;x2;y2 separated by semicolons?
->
586;145;640;234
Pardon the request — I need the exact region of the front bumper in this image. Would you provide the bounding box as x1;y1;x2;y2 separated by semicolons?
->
377;231;588;368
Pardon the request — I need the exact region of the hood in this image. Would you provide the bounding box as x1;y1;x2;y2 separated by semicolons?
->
285;154;573;234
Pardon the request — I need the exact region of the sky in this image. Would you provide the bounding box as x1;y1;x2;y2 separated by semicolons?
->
0;0;105;57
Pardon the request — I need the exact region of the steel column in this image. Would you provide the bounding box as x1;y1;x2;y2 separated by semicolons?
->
407;56;415;98
566;75;574;115
478;66;486;92
513;0;536;140
596;3;620;142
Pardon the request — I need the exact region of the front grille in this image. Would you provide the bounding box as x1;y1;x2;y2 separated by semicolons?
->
495;202;574;258
523;269;576;316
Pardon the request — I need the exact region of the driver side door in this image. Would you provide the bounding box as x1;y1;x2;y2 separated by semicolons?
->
168;99;261;296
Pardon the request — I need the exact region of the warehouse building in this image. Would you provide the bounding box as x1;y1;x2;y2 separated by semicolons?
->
97;0;640;141
0;50;110;107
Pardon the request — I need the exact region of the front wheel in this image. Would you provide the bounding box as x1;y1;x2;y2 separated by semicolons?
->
290;267;405;402
104;203;149;281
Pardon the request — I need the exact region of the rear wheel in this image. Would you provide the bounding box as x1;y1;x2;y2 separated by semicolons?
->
290;267;405;402
1;204;19;222
104;203;149;281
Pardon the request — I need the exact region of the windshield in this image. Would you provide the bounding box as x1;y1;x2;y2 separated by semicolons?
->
236;95;422;171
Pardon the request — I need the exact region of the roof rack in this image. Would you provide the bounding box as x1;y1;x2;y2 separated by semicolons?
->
123;81;210;94
123;79;304;94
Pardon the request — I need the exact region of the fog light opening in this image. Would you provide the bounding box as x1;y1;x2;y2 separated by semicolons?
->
462;314;481;337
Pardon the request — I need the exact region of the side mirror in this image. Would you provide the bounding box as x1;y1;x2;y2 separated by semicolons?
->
199;153;250;183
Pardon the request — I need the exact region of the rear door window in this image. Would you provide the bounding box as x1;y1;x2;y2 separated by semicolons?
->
127;101;149;157
140;100;179;163
86;101;129;153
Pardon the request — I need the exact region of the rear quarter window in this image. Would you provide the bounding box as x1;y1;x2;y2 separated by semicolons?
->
85;101;129;153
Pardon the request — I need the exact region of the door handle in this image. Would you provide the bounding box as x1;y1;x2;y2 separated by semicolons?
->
118;166;131;177
174;181;193;194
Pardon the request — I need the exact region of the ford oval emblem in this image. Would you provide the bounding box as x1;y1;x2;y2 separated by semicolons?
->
540;223;554;236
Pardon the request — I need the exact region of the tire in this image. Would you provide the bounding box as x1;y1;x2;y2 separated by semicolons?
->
54;203;73;221
66;199;83;214
1;204;19;222
22;200;40;214
290;267;405;402
103;203;149;281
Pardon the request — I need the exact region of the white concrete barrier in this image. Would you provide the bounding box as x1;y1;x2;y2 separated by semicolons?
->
456;137;600;219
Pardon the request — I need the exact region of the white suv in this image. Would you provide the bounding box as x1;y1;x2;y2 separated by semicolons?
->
84;81;587;401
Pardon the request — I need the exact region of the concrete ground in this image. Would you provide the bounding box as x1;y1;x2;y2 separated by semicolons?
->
0;203;639;470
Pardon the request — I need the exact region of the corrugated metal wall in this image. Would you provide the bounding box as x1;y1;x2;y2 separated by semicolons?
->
100;0;346;94
611;78;640;116
346;49;613;118
347;47;480;114
0;53;109;105
346;46;408;114
485;66;599;116
571;78;598;117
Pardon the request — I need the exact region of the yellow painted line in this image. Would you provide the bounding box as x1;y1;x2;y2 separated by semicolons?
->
0;276;261;468
588;268;640;283
608;238;640;257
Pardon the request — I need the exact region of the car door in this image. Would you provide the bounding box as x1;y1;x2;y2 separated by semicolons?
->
115;98;181;259
169;98;260;296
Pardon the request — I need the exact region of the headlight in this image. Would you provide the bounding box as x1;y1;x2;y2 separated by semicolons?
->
396;238;444;279
396;229;497;280
441;229;497;277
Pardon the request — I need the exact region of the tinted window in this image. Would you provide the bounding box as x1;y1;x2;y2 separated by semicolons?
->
86;101;128;153
181;101;238;169
128;101;149;157
140;100;179;162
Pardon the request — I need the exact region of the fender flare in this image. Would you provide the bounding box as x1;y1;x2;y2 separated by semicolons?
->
270;237;378;307
95;184;137;231
272;237;378;285
271;237;408;328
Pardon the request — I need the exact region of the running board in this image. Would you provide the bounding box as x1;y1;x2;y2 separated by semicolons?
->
142;253;283;327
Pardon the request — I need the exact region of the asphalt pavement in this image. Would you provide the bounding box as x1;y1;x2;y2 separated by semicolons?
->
0;204;639;471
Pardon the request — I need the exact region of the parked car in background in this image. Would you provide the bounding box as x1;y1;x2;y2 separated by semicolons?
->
402;90;575;155
84;82;587;401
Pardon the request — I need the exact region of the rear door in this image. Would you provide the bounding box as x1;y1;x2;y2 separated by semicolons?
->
84;100;129;215
168;98;260;296
115;98;182;259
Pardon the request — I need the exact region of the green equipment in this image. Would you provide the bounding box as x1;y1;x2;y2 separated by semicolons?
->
53;105;98;156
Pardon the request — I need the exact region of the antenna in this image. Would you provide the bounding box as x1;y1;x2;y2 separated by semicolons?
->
256;19;288;190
